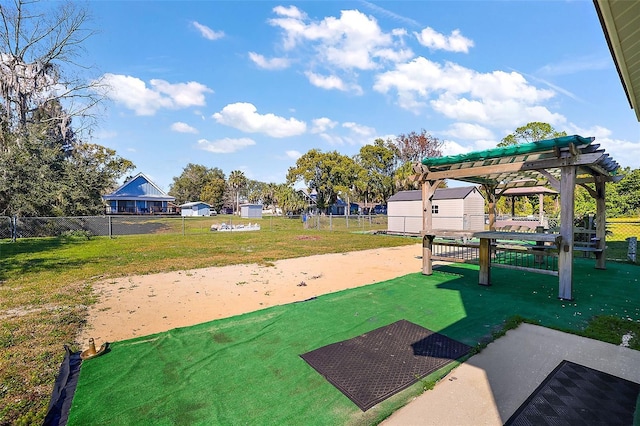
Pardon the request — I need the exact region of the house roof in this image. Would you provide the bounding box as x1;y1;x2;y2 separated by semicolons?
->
594;0;640;121
103;173;175;202
387;186;479;202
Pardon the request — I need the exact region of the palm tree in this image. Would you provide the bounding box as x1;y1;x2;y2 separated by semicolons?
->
228;170;247;214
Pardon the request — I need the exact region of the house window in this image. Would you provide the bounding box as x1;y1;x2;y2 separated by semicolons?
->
432;205;439;214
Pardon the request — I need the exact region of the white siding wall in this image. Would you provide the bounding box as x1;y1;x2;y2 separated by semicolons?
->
463;192;485;231
387;189;486;234
241;205;262;219
431;199;464;229
388;200;422;234
181;204;211;217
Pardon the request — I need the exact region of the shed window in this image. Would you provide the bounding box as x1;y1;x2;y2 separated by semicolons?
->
432;205;439;214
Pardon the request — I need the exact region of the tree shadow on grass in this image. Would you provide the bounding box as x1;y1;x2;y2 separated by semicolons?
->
0;236;92;281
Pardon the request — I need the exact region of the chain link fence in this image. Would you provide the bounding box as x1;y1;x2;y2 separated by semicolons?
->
0;213;390;240
1;214;637;262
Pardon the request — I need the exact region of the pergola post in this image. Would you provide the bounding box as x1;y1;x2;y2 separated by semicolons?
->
539;193;544;225
421;180;440;275
595;177;607;269
482;185;497;230
558;166;576;300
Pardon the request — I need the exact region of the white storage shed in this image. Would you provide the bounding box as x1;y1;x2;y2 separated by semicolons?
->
180;201;212;217
240;204;263;219
387;186;485;235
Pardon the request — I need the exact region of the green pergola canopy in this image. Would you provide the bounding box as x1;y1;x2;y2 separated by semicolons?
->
416;134;620;301
421;135;593;167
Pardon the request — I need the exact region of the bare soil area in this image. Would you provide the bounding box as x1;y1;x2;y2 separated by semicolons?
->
78;244;423;345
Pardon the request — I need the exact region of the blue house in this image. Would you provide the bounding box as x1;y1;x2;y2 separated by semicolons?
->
103;173;176;214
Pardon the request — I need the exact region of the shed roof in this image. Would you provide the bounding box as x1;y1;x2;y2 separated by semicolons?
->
180;201;211;208
388;186;479;202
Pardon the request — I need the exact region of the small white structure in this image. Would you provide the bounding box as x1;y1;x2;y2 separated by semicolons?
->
387;187;484;235
240;204;262;219
180;201;212;217
211;222;261;232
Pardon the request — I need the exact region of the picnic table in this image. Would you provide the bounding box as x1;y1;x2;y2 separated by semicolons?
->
472;231;563;286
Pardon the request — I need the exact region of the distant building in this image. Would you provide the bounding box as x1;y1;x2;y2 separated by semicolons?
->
103;173;175;214
240;204;262;219
180;201;212;217
387;186;485;235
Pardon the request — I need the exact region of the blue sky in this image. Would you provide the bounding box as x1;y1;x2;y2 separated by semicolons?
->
83;1;640;192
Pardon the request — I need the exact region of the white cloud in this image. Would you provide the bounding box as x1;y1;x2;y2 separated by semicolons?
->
305;71;347;91
248;52;291;70
441;140;471;156
443;123;494;140
171;122;198;134
319;133;345;145
414;27;474;53
311;119;378;146
360;1;421;28
273;5;306;20
212;102;307;137
374;57;563;128
150;79;212;108
269;7;409;70
192;21;224;40
311;117;338;133
537;54;610;76
564;124;611;138
101;74;213;115
286;150;302;159
197;137;255;154
342;122;375;137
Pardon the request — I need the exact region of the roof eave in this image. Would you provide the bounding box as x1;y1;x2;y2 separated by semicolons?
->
594;0;640;121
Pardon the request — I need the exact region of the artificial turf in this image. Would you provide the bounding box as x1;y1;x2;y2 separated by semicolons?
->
67;258;640;425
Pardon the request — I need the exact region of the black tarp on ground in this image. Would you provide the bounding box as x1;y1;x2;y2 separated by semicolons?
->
43;346;82;426
505;360;640;426
300;319;471;411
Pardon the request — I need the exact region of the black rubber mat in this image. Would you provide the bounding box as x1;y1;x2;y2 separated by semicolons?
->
300;319;471;411
505;360;640;426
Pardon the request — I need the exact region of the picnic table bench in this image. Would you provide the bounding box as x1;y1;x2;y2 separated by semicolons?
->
472;231;563;285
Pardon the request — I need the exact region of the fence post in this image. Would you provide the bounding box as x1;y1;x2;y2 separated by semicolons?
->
182;216;185;236
12;216;16;242
626;237;637;263
329;214;332;231
108;215;113;238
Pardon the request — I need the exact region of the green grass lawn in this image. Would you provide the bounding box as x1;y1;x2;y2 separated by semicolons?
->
0;220;415;425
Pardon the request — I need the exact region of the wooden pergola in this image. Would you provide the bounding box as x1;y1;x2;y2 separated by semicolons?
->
414;135;621;300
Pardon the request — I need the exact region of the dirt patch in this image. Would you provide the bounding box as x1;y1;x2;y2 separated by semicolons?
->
78;244;423;344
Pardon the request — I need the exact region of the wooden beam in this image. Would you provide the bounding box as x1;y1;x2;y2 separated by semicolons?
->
481;184;497;230
578;182;597;199
478;238;491;286
595;178;607;269
422;235;434;275
537;169;561;191
558;166;575;300
576;175;619;184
